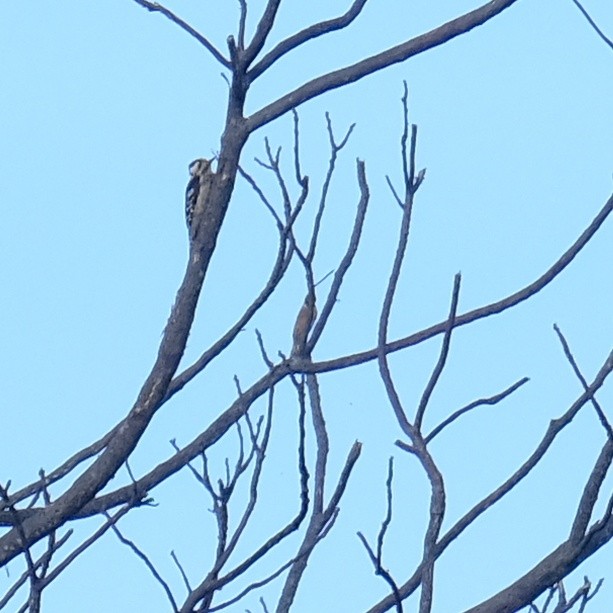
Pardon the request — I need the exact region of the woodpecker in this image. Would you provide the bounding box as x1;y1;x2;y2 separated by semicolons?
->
185;158;213;230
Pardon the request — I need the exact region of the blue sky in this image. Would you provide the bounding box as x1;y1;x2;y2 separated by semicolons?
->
1;1;612;611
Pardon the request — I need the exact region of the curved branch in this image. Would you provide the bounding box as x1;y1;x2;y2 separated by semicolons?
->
424;377;529;443
1;427;116;511
165;230;293;401
133;0;230;67
307;159;369;351
246;0;520;132
569;0;613;51
0;252;209;563
305;193;613;375
9;195;612;529
414;273;461;432
0;119;249;566
367;351;613;612
465;500;613;612
64;362;293;519
248;0;370;81
569;439;613;544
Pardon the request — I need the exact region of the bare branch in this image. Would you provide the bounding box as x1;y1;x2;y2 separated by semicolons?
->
378;458;395;563
2;427;115;511
164;207;294;399
206;555;298;611
308;375;329;514
179;380;309;610
377;122;420;438
239;163;285;230
214;396;275;574
569;0;613;50
0;483;38;589
246;0;520;131
108;516;179;612
171;550;192;593
306;113;356;263
8;185;611;532
0;531;71;612
243;0;282;67
132;0;230;66
248;0;370;81
307;159;369;352
553;323;613;438
465;549;608;613
414;273;461;432
375;115;446;613
358;457;403;612
8;2;611;610
255;328;275;369
570;439;613;544
237;0;247;50
278;437;362;611
37;506;132;591
310;193;613;375
291;109;304;185
366;350;613;612
0;154;244;560
425;377;529;443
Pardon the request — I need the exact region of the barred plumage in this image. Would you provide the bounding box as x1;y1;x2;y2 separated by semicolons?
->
185;158;212;229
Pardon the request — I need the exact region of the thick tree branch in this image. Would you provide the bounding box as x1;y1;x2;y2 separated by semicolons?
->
243;0;282;67
569;439;613;544
465;512;613;612
246;0;520;131
366;350;613;612
0;94;249;567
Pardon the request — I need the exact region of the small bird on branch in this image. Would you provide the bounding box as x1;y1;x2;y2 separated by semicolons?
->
291;292;317;356
185;158;214;235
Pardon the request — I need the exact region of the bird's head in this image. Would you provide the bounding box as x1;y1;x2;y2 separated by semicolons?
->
188;158;211;176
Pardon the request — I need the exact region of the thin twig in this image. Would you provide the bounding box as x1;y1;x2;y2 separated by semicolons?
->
180;382;310;610
132;0;230;66
366;350;613;612
171;549;192;593
107;515;178;612
414;273;461;431
569;0;613;50
0;531;71;611
37;506;132;590
306;113;356;263
553;323;613;438
248;0;370;80
425;377;529;443
357;457;403;612
0;483;38;584
2;428;115;510
310;193;613;375
237;0;247;50
307;159;369;352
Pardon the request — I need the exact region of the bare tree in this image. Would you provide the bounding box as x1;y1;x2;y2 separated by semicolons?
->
1;2;612;612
